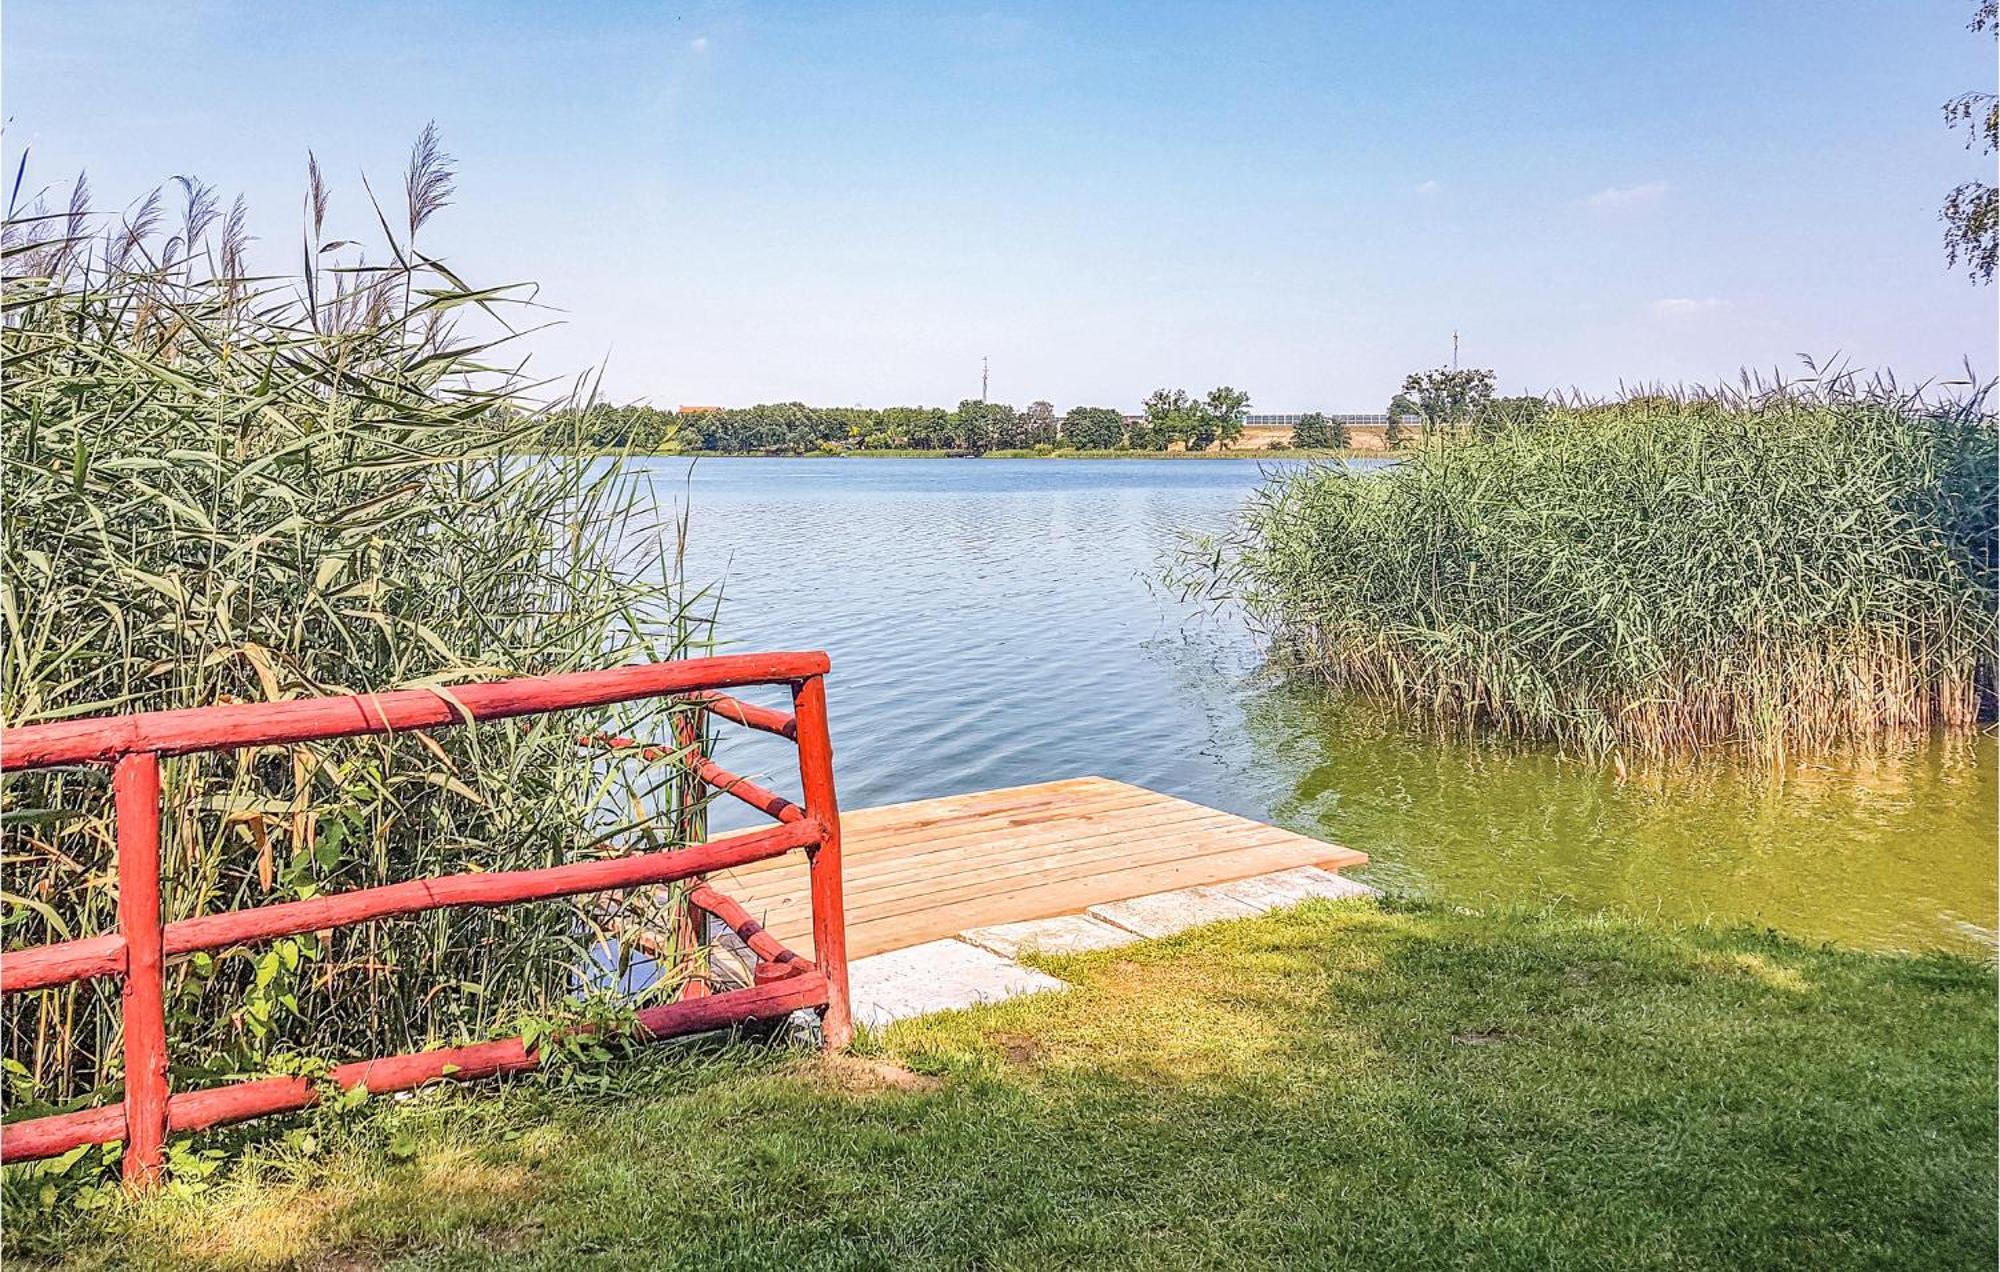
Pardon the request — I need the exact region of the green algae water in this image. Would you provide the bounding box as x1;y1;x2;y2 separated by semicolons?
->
1239;687;1996;952
648;457;1997;955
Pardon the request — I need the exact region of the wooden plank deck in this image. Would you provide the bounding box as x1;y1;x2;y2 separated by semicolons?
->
711;776;1368;960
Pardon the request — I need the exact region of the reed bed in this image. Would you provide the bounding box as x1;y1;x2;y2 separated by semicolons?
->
1188;379;1997;759
1;135;713;1113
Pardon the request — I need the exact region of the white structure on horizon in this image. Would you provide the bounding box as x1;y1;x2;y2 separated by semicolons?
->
1120;412;1417;428
1243;412;1415;428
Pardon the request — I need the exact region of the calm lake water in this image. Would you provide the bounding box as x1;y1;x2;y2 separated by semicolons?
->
641;457;1996;956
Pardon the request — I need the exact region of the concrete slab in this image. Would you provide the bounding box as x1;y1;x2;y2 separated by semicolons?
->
1088;886;1261;939
847;939;1066;1030
1215;866;1380;912
959;913;1141;959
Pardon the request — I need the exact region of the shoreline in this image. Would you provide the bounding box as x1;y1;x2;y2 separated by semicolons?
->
596;446;1396;462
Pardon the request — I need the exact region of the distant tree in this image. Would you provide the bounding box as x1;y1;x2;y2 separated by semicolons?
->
823;406;881;445
552;402;655;450
1401;367;1496;436
1018;399;1059;447
1124;414;1162;451
1063;405;1124;449
1141;388;1196;451
1142;387;1189;420
1192;385;1251;450
693;406;756;452
1292;412;1353;450
988;401;1021;450
884;405;953;450
1942;0;1998;282
770;402;820;452
729;402;818;453
1384;392;1417;450
988;406;1024;449
953;398;1015;453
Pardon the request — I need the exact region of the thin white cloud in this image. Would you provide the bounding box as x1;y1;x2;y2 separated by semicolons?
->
1414;179;1440;195
1652;297;1730;317
689;36;709;51
1586;180;1668;209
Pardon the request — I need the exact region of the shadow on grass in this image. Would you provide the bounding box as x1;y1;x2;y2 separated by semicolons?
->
9;900;1996;1271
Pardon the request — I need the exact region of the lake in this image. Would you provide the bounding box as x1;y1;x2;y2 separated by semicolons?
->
641;456;1996;955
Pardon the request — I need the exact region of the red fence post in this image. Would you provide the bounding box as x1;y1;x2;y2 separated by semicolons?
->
670;704;711;1001
790;674;850;1049
113;752;169;1190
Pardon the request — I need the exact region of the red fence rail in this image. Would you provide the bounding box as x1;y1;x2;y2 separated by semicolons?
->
0;651;849;1189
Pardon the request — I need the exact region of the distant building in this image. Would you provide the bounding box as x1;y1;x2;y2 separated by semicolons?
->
1120;412;1417;427
677;405;723;415
1243;413;1415;428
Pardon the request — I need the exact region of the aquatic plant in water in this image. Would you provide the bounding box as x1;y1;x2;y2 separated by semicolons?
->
1186;376;1997;760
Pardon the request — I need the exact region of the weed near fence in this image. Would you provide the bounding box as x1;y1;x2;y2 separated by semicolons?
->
1;134;710;1117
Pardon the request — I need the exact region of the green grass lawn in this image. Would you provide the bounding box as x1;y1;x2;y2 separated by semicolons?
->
8;899;1994;1270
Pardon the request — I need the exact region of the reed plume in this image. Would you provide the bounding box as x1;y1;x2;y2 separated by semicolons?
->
1;131;714;1111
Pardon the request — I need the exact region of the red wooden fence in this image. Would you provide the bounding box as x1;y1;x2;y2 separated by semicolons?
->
0;651;849;1188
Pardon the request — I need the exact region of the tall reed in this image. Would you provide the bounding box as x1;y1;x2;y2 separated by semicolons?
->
1;132;712;1108
1185;377;1997;760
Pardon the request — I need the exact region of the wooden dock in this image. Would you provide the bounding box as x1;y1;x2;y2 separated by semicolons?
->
712;776;1368;960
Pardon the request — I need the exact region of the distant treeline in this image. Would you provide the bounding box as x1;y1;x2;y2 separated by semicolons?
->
559;387;1254;455
553;370;1578;455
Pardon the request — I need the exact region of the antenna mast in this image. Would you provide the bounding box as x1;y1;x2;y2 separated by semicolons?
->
981;355;989;402
1452;330;1460;370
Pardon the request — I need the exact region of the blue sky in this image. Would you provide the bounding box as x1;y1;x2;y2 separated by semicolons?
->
5;1;1993;410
